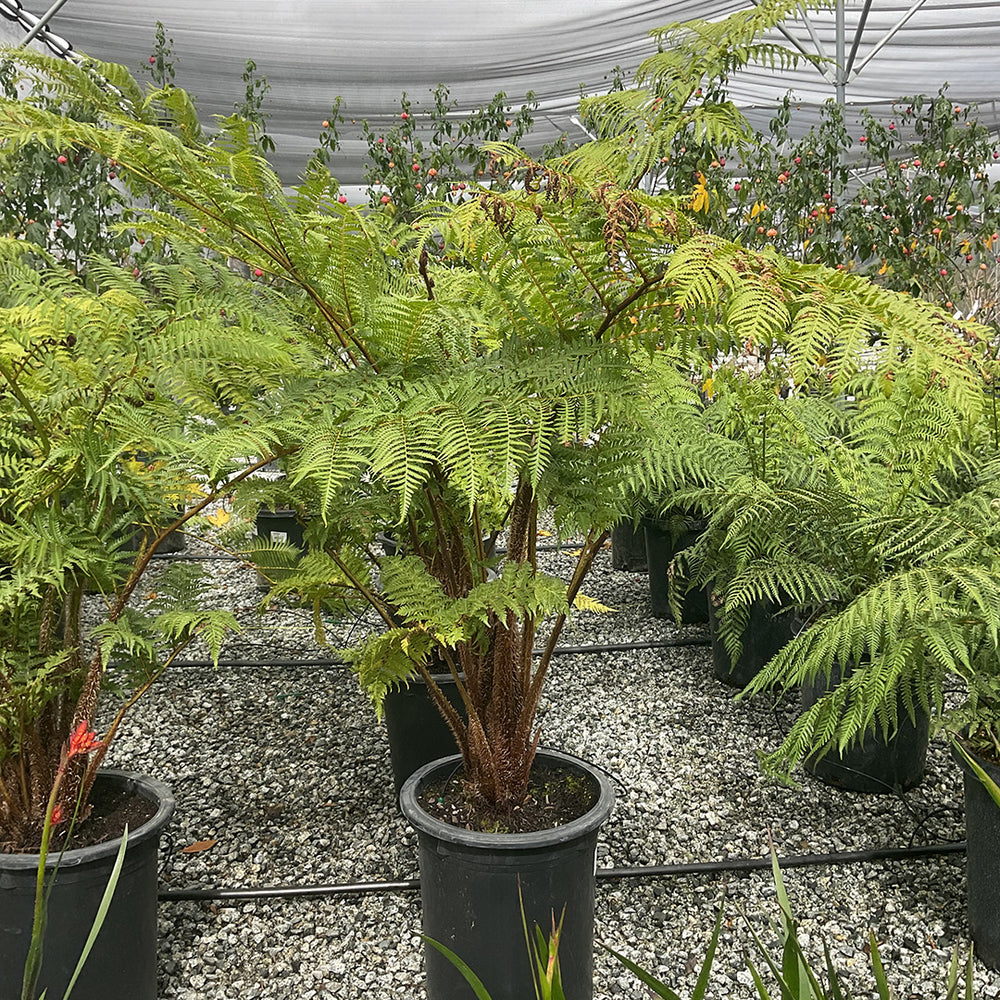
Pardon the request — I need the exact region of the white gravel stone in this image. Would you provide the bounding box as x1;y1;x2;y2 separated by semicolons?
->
96;532;998;999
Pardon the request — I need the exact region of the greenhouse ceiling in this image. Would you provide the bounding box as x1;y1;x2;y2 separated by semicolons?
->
4;0;1000;185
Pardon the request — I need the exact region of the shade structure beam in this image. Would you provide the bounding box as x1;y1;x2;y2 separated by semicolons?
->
849;0;931;81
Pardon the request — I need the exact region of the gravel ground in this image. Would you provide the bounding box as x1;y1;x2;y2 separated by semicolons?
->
99;532;1000;1000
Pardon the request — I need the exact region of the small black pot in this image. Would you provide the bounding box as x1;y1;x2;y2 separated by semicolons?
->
800;664;929;793
707;598;795;689
0;770;175;1000
383;671;467;792
643;516;709;623
956;744;1000;969
610;521;647;573
400;750;615;1000
255;507;306;589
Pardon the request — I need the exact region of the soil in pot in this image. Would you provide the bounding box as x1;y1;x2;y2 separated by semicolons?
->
707;597;795;689
0;770;174;1000
643;515;709;624
800;663;929;793
956;744;1000;969
400;750;614;1000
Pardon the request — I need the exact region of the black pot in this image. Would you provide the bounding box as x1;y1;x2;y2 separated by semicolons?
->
255;507;306;589
0;770;175;1000
610;521;647;572
643;516;709;624
800;664;929;793
707;598;795;689
400;749;615;1000
383;671;467;792
956;744;1000;969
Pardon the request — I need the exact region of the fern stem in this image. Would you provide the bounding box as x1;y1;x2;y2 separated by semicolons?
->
0;357;49;456
593;269;667;341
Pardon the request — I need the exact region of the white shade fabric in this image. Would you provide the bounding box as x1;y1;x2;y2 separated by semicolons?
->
8;1;1000;183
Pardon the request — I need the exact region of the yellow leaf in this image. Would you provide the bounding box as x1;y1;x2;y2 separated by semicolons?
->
688;172;710;214
748;200;768;220
702;376;714;396
878;259;888;276
573;593;614;613
203;509;231;527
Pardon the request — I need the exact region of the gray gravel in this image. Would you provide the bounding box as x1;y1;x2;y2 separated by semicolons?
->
100;534;1000;999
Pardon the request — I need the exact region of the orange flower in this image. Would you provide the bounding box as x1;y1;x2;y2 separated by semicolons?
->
66;721;102;759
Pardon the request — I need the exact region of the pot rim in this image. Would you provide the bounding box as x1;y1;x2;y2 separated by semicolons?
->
954;739;1000;779
0;769;175;870
399;747;615;850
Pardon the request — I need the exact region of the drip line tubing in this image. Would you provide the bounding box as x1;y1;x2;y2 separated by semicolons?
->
166;636;711;670
158;840;966;902
150;552;236;561
148;542;579;562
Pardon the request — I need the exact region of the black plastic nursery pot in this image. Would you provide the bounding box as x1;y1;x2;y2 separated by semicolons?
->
383;671;467;792
706;598;795;689
400;749;615;1000
255;507;306;589
0;770;175;1000
610;521;647;572
643;516;709;624
800;665;929;794
956;744;1000;969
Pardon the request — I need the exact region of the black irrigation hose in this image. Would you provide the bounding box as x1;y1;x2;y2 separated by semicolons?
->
150;552;237;561
166;636;712;670
158;840;967;902
148;543;577;563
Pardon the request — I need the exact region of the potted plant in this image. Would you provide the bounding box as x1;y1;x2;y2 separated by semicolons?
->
0;237;298;999
709;372;993;792
3;15;987;995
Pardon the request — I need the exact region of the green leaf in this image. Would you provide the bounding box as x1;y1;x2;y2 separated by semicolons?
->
422;937;494;1000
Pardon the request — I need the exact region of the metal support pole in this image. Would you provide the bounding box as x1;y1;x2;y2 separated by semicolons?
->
17;0;71;47
834;0;845;106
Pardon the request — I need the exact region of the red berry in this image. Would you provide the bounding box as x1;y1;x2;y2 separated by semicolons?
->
253;268;263;277
940;268;948;276
322;120;330;128
380;194;390;204
925;195;933;203
54;219;62;228
458;183;466;190
859;136;866;143
400;112;409;120
888;123;896;130
427;167;437;177
108;172;116;180
733;182;741;191
133;267;140;276
57;155;67;165
338;194;347;204
149;56;156;64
